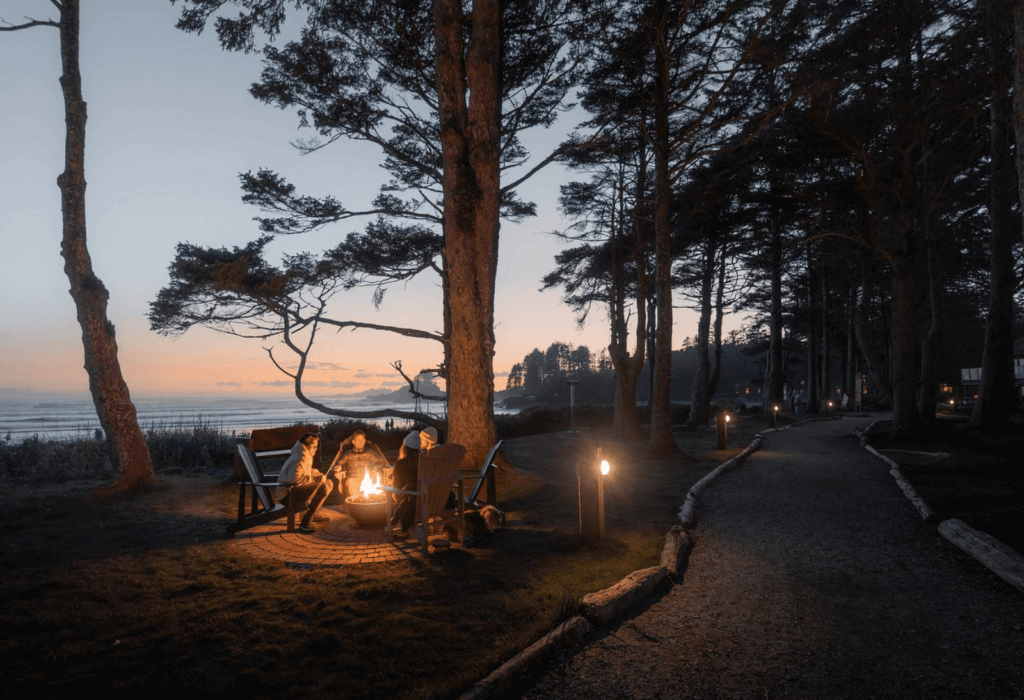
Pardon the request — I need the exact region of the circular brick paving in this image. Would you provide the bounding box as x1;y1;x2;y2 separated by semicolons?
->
229;505;429;567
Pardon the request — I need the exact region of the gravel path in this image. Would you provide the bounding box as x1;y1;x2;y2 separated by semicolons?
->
523;417;1024;699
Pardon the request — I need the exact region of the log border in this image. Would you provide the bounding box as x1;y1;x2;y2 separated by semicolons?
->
855;423;1024;598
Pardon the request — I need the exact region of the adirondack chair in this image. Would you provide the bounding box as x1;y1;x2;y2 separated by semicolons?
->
462;440;502;508
383;442;469;554
227;443;301;535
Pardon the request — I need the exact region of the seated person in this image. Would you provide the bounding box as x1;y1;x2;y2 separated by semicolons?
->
390;430;422;532
327;429;390;503
277;432;332;534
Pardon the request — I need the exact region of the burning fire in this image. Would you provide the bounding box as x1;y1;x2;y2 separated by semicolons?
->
359;470;383;499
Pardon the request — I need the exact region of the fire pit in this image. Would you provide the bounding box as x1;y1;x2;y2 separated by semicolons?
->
345;470;388;527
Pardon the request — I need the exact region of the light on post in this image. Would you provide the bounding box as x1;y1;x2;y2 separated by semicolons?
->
717;412;730;449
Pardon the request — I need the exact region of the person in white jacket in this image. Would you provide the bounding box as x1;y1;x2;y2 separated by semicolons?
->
277;432;333;534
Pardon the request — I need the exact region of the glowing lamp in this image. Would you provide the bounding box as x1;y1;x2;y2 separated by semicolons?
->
579;449;609;540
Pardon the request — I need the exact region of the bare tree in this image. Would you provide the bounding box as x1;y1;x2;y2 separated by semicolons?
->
2;0;154;491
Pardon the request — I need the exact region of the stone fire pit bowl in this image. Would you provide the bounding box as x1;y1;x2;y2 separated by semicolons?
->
345;496;388;527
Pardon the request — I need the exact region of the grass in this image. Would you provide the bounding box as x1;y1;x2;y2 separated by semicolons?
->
1;510;659;699
0;414;677;699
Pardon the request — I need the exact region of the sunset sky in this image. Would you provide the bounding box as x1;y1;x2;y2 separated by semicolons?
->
0;1;713;399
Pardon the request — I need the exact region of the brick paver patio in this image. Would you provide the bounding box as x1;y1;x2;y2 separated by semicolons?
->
229;504;432;567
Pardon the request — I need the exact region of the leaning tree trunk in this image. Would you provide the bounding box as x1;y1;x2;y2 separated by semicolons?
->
57;0;153;491
434;0;500;469
649;11;678;454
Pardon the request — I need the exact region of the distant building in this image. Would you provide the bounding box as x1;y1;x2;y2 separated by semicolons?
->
959;337;1024;403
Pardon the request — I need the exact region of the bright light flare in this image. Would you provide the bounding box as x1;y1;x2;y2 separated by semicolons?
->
600;459;610;476
359;470;382;498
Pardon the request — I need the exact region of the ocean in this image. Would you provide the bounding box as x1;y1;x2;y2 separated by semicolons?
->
0;392;468;442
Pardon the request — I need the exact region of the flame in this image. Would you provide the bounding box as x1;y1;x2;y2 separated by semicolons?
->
359;470;383;498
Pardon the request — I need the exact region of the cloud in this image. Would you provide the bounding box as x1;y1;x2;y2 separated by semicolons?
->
309;380;366;389
353;372;373;379
493;371;509;378
304;362;351;371
217;381;243;387
259;380;294;388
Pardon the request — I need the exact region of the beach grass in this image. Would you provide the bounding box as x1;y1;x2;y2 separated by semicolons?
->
0;415;239;481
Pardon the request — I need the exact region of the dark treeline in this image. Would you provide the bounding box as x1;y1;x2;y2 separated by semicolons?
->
543;0;1024;441
504;339;762;407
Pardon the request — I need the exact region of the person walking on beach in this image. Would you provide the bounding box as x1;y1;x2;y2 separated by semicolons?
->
277;432;333;534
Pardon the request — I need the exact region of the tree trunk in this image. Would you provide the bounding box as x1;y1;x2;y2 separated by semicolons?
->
609;157;647;439
1013;0;1024;248
889;260;925;439
765;203;785;410
649;9;678;454
686;242;716;428
917;240;943;422
57;0;153;491
844;283;856;403
707;249;727;397
434;0;500;469
854;254;893;403
646;297;656;411
819;255;831;409
971;6;1017;433
804;246;820;414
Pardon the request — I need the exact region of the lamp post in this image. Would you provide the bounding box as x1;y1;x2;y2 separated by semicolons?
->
717;412;730;449
578;448;609;540
598;457;609;540
826;400;834;418
769;404;779;428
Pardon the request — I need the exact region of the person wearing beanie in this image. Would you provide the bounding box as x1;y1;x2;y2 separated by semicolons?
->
420;426;439;451
390;431;422;531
